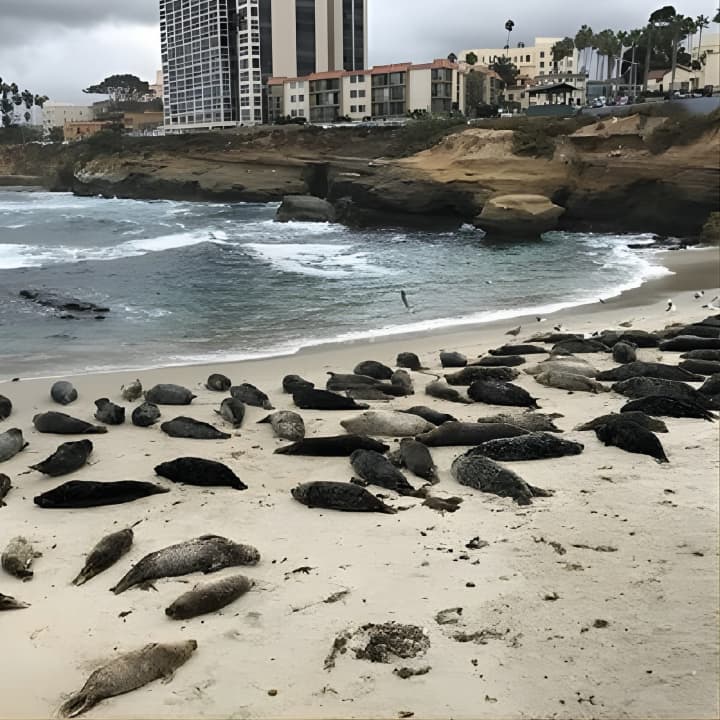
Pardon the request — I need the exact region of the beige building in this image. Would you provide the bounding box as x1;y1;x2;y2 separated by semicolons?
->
459;37;580;80
149;70;163;99
646;66;700;94
268;58;465;123
693;31;720;90
42;102;95;132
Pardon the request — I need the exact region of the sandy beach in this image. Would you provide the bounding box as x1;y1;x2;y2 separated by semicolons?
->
1;246;718;719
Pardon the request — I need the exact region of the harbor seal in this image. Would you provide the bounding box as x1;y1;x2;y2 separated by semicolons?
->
425;380;472;404
612;377;719;409
51;380;78;405
283;374;315;393
0;394;11;421
401;406;457;426
120;379;143;402
291;481;396;514
552;338;609;354
2;536;39;579
206;373;232;392
468;433;584;461
473;355;526;367
391;369;414;395
468;380;540;407
389;438;438;483
215;397;245;428
145;384;196;405
659;336;720;352
535;371;609;393
476;412;563;433
0;428;28;462
275;434;389;456
700;373;720;397
576;411;668;433
416;421;529;447
258;411;305;441
111;535;260;594
0;473;11;506
34;480;169;509
341;411;434;437
594;417;669;463
595;361;703;382
346;386;398;401
29;439;93;477
160;417;231;440
58;640;198;718
680;359;720;376
680;349;720;361
353;361;393;380
154;457;247;490
0;592;29;610
489;344;546;356
451;453;552;505
440;351;467;368
396;352;422;370
350;449;420;496
612;341;637;364
72;528;134;586
33;412;107;435
131;401;161;427
94;398;126;425
445;366;520;385
326;372;381;391
165;574;254;620
524;358;598;377
621;395;717;421
605;330;660;348
294;388;369;411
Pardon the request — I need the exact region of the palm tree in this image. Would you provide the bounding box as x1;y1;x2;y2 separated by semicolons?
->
505;20;515;50
574;25;593;74
695;14;710;56
626;28;644;90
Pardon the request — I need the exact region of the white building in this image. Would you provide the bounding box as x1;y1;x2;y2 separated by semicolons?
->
693;31;720;90
41;102;95;132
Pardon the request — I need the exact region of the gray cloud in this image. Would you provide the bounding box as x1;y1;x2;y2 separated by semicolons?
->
1;0;156;28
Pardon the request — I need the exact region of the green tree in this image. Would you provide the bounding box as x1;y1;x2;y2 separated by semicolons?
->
465;51;478;66
0;77;47;129
490;56;519;87
551;37;575;74
504;19;515;50
83;74;150;103
642;6;677;91
575;24;594;73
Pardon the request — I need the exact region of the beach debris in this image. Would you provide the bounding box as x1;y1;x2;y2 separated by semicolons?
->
435;608;463;625
422;496;462;513
465;537;489;550
532;536;566;555
394;666;431;679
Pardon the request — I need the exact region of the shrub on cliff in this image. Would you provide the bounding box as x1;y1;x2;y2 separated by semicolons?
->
395;117;468;155
645;107;720;154
510;116;595;159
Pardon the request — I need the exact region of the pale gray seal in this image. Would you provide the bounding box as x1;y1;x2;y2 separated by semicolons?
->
350;449;420;496
468;380;540;407
341;411;434;437
401;406;457;426
291;481;396;514
94;398;125;425
131;401;161;427
294;388;368;411
206;373;232;391
29;439;93;477
612;341;637;364
155;457;246;490
595;361;703;382
425;380;472;404
275;435;389;456
476;412;563;433
34;480;169;509
59;640;198;717
416;422;529;447
33;412;107;435
445;366;520;385
0;394;11;421
215;397;245;427
111;535;260;594
353;360;393;380
51;380;78;405
451;453;552;505
535;371;609;393
440;351;467;368
524;358;598;378
468;433;584;461
165;575;254;620
2;536;39;579
145;384;196;405
120;379;143;402
72;528;134;586
160;417;231;439
258;411;305;441
576;412;668;433
595;417;668;463
0;428;27;462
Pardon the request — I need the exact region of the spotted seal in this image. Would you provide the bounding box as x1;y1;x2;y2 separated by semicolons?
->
145;384;196;405
132;402;161;427
258;410;305;441
0;428;28;462
94;398;125;425
2;536;39;579
575;411;668;433
165;575;254;620
468;380;540;407
72;528;134;586
467;433;584;461
206;373;232;392
291;481;396;514
388;438;438;483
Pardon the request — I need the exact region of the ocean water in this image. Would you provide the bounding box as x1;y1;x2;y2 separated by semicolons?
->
0;189;672;378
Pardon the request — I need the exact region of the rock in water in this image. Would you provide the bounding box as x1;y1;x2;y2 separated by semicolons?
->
350;449;419;496
206;373;231;392
0;394;12;421
120;379;143;402
0;428;28;462
341;411;434;437
467;380;540;407
165;575;254;620
160;417;231;440
29;439;93;477
275;435;389;456
33;412;107;435
216;398;245;428
34;480;169;509
2;536;39;579
132;402;161;427
154;457;246;490
293;388;368;411
144;384;196;405
111;535;260;594
258;411;305;441
94;399;126;425
58;640;198;717
291;481;396;514
468;433;584;461
51;381;78;405
72;528;134;586
230;383;274;409
594;417;669;463
451;453;552;505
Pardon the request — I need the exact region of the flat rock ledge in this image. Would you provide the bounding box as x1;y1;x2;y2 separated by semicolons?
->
474;194;565;238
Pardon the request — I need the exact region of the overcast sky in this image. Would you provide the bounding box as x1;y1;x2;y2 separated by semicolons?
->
0;0;716;103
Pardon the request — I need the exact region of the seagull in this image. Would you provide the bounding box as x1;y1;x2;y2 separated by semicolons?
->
694;290;705;300
536;316;547;323
619;320;634;328
666;299;676;312
702;295;720;309
400;290;413;312
486;280;493;285
506;326;521;336
553;324;564;332
599;298;607;304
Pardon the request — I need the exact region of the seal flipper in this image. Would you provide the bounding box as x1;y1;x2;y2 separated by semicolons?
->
59;691;97;718
257;416;271;424
528;483;553;498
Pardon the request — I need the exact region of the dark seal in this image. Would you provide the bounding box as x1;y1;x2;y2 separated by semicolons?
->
34;480;169;509
291;481;396;514
29;439;93;477
154;457;247;490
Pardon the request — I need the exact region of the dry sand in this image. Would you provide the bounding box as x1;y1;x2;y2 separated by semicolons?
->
0;248;718;719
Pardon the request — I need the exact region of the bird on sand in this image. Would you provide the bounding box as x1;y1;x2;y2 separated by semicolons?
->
506;326;522;337
666;299;676;312
536;316;547;323
694;290;705;300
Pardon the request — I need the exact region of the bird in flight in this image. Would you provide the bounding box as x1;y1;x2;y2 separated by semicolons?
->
400;290;413;312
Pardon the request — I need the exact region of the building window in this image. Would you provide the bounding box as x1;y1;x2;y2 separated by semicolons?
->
526;54;530;63
358;89;365;97
350;75;357;83
350;104;357;112
540;51;545;58
358;104;365;112
298;94;304;101
350;89;357;98
539;62;545;68
291;95;296;102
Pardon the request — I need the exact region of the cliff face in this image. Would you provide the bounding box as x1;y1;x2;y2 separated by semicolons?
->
1;115;717;237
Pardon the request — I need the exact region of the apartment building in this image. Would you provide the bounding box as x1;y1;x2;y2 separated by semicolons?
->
160;0;368;131
42;102;95;132
459;37;580;80
268;59;465;122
